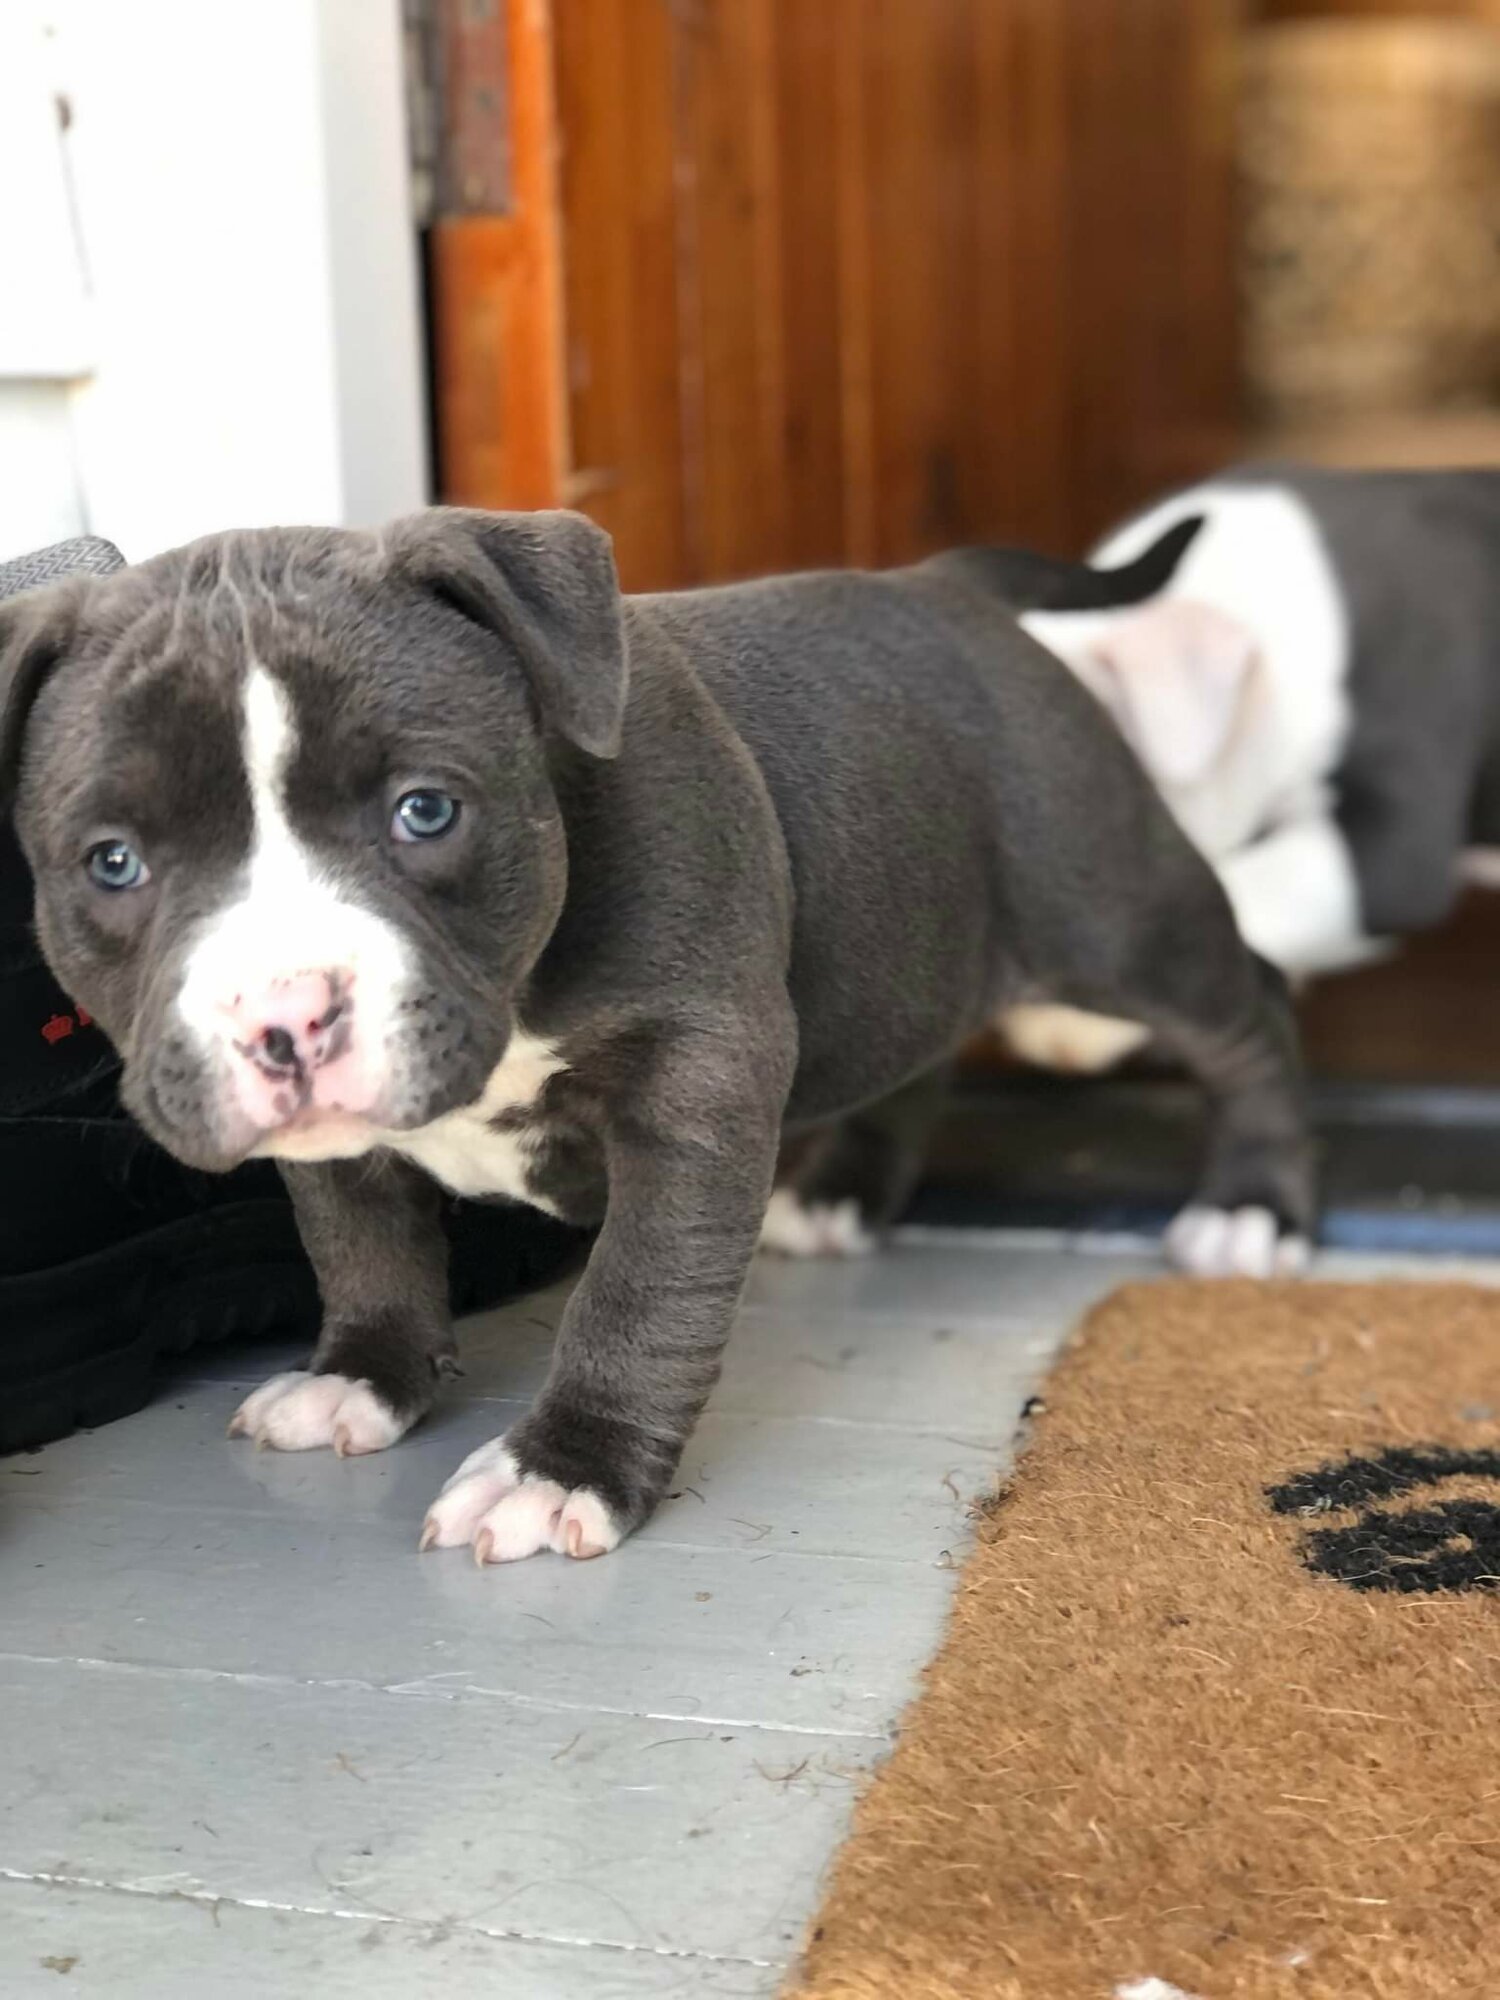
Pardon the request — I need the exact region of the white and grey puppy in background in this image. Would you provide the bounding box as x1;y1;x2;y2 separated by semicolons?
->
1011;464;1500;1073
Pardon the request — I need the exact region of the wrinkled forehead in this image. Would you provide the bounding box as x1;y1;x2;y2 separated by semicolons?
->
20;583;256;859
17;529;521;867
24;562;393;835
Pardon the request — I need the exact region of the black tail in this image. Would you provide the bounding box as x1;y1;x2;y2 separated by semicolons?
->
1068;515;1204;609
939;514;1205;613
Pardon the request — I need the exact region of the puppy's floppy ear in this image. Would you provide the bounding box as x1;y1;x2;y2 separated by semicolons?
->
1083;598;1257;788
0;581;85;808
1024;597;1257;788
386;507;629;759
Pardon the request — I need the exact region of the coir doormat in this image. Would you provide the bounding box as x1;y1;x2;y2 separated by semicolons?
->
787;1282;1500;2000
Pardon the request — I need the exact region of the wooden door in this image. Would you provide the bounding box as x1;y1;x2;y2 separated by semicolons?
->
429;0;1246;592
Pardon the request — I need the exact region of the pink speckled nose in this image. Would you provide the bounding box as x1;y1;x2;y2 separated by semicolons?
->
216;968;390;1139
229;971;349;1078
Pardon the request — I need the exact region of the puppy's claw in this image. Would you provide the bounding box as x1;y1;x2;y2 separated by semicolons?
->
425;1441;625;1565
227;1372;405;1456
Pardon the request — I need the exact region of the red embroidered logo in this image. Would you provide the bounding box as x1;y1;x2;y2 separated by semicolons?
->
41;1006;95;1045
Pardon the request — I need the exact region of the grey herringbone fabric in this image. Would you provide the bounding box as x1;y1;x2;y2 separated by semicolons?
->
0;535;123;602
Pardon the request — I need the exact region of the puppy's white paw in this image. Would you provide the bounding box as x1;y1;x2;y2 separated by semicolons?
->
420;1437;623;1565
759;1189;876;1259
1165;1205;1310;1279
999;1003;1149;1074
228;1371;406;1456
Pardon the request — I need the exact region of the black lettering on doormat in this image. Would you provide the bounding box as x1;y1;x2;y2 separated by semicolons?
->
1267;1446;1500;1594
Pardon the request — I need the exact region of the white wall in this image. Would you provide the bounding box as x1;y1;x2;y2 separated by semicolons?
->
0;7;91;559
0;385;85;558
0;0;427;565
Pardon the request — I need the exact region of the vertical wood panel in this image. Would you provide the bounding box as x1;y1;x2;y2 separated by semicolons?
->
551;0;686;588
674;0;790;580
433;0;512;213
1105;0;1178;532
999;0;1075;552
1261;0;1473;13
436;0;1245;580
1060;0;1134;542
962;0;1019;545
832;0;879;568
860;0;976;563
431;0;567;511
1169;0;1244;492
773;0;851;570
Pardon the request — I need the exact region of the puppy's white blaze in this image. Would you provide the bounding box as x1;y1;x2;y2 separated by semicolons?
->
176;666;411;1120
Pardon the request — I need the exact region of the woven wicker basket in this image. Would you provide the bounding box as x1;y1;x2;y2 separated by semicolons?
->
1241;20;1500;421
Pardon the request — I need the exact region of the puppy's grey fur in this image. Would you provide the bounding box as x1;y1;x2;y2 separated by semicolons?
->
1249;465;1500;933
0;511;1311;1547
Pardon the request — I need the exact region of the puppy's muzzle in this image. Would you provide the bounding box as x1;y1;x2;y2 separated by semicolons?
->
220;967;377;1130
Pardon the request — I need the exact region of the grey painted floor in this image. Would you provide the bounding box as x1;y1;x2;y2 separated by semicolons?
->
2;1235;1479;1997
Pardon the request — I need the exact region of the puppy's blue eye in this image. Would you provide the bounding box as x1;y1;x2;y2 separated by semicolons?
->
86;840;149;891
392;789;459;842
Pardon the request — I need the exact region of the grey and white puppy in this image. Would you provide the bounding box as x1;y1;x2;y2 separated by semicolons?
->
1012;465;1500;1077
0;510;1312;1563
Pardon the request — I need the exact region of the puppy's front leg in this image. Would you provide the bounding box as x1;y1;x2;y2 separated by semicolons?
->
230;1154;453;1456
423;1028;792;1565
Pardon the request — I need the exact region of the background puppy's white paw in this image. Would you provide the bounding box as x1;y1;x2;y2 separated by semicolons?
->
228;1371;406;1455
759;1189;876;1259
1164;1205;1309;1279
421;1437;622;1564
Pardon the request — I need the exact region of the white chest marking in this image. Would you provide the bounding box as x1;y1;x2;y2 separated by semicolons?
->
386;1033;568;1208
